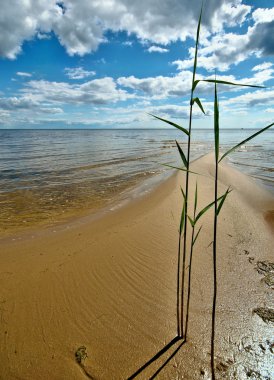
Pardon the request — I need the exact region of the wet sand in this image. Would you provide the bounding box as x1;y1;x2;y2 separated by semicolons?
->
0;153;273;379
264;210;274;233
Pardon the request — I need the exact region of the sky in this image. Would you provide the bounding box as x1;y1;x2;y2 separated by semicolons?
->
0;0;274;129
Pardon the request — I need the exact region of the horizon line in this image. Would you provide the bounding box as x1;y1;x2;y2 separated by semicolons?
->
0;127;269;131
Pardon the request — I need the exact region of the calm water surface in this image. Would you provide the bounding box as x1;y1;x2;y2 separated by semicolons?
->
0;129;273;235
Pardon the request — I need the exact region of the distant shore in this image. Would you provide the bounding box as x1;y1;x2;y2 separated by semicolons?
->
0;153;273;379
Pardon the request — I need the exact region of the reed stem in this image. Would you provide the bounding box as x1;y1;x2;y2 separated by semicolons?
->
211;154;218;380
177;234;182;336
184;222;195;338
181;96;194;338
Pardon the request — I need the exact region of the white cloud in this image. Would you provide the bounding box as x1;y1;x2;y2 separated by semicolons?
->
64;67;96;80
1;67;273;124
147;104;206;120
117;68;274;100
123;41;133;46
172;59;193;71
173;13;274;73
0;95;63;115
221;89;274;108
251;67;274;84
0;96;39;110
173;32;251;72
252;62;273;71
147;46;169;53
117;71;193;98
252;7;274;24
21;77;134;105
1;1;272;74
16;71;32;77
39;107;64;114
0;110;10;118
0;0;61;59
211;1;251;32
1;63;273;128
0;0;255;59
37;32;51;40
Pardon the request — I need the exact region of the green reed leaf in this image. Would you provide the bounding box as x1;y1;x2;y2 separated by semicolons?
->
195;192;227;224
217;187;231;215
192;6;203;90
194;182;198;215
219;122;274;162
162;164;188;172
179;202;186;235
192;97;206;114
214;82;219;161
193;79;264;91
193;225;202;246
188;215;195;227
192;80;199;92
149;113;189;136
195;201;214;224
176;140;188;168
162;163;199;175
180;186;186;200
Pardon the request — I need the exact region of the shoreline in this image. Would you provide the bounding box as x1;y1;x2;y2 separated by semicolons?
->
2;151;273;243
0;153;273;379
0;166;174;242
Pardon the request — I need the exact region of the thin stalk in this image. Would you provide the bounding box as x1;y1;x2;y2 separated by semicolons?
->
177;192;186;337
176;235;181;336
181;98;193;337
211;79;219;380
185;181;197;337
211;155;218;380
184;222;195;338
180;5;202;339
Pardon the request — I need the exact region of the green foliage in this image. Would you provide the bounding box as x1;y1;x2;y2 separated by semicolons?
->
162;163;198;175
187;215;195;227
148;113;189;136
129;3;274;379
193;78;264;92
214;82;219;162
191;97;206;114
194;182;198;215
217;187;232;215
194;191;230;225
193;225;202;246
219;122;274;162
180;186;186;200
179;201;186;235
191;6;203;90
175;140;188;168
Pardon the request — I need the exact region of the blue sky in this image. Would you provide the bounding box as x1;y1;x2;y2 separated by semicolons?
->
0;0;274;129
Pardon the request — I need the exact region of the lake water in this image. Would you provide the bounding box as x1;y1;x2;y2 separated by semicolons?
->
0;128;273;235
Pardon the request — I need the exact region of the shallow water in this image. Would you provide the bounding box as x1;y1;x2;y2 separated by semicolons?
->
0;128;273;234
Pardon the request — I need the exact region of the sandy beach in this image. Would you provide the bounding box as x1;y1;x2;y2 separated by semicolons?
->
0;153;273;380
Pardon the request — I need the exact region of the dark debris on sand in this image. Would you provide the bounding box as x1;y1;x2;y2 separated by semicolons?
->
255;261;274;289
253;307;274;323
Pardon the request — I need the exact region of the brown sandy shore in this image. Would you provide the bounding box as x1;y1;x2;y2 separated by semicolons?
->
0;153;273;380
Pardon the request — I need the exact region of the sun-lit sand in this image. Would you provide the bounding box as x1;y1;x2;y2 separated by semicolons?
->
0;153;273;379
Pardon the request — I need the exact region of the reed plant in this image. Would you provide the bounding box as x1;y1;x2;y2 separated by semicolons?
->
129;5;273;380
210;82;274;379
150;6;204;340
